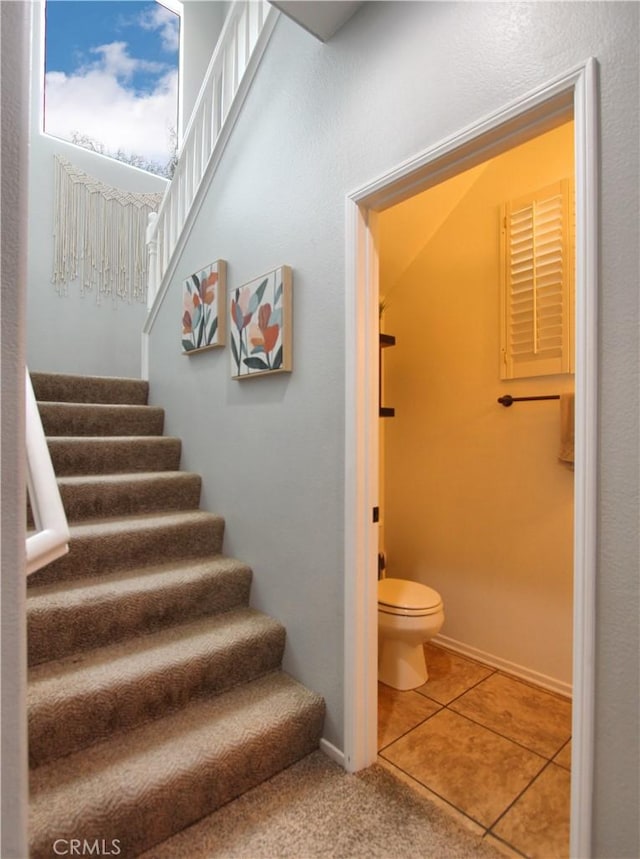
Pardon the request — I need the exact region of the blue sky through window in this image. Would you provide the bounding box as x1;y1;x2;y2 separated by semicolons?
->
44;0;180;175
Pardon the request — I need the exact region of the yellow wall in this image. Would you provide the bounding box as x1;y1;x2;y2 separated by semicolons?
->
379;122;575;689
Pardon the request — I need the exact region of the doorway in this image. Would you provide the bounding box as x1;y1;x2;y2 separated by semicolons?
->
374;120;575;856
378;121;575;693
344;60;598;859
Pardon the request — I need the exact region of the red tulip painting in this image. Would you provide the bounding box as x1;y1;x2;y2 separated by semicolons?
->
181;260;226;354
231;266;292;379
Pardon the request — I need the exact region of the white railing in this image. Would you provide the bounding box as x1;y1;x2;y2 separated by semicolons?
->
25;370;69;575
146;0;277;309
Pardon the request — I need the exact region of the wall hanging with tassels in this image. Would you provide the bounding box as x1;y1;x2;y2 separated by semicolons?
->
51;155;164;305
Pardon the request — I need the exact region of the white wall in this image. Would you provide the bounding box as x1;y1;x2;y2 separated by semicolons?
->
147;1;638;854
26;1;168;378
380;123;575;691
1;3;30;856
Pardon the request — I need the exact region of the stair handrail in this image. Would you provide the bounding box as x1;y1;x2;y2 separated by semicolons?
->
145;0;277;312
25;369;69;575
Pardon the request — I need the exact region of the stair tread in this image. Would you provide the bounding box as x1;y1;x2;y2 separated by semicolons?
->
56;470;199;487
39;403;164;434
45;435;182;478
48;470;202;524
38;401;160;410
32;371;145;384
28;510;225;588
29;607;282;693
30;672;324;856
28;608;286;764
27;555;252;666
43;509;222;539
39;402;165;438
47;434;180;443
27;554;251;605
30;671;321;794
30;372;149;405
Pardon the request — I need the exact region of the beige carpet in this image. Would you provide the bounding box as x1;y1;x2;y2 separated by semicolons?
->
28;372;325;859
140;751;505;859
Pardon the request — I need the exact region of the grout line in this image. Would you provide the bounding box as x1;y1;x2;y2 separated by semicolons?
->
377;650;571;859
377;753;490;834
442;704;561;762
493;668;572;703
484;830;531;859
550;736;573;770
415;665;499;708
377;703;444;753
486;758;556;834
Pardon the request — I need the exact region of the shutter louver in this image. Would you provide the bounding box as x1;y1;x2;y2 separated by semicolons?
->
500;180;574;379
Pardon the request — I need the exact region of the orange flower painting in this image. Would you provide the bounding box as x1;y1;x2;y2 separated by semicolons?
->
182;260;226;354
230;266;292;379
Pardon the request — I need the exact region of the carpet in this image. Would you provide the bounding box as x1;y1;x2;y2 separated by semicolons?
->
140;750;506;859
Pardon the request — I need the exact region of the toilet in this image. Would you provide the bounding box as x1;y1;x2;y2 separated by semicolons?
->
378;577;445;690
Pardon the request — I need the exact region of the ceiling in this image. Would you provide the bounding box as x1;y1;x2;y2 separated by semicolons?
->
269;1;364;42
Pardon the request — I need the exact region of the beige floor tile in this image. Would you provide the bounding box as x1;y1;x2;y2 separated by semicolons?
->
378;682;441;749
415;644;494;705
492;763;571;858
553;739;572;770
381;709;547;827
450;672;572;758
482;832;526;858
377;756;487;839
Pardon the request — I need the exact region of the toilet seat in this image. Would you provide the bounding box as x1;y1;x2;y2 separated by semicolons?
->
378;577;443;617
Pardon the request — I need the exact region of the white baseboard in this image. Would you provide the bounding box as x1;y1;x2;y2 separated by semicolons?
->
432;633;572;699
319;738;345;768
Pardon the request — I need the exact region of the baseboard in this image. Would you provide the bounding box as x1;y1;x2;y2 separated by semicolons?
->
432;634;572;699
319;738;345;768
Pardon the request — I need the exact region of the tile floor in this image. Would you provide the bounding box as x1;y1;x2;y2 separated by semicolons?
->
378;643;572;859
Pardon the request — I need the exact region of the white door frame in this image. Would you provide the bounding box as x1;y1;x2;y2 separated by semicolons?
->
344;59;599;859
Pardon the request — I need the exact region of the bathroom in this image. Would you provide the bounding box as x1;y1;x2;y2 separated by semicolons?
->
374;122;576;854
377;120;575;696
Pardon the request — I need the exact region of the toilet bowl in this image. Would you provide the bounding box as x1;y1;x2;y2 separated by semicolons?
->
378;577;444;691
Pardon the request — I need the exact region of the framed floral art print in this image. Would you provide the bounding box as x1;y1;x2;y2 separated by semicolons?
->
181;260;226;354
230;266;292;379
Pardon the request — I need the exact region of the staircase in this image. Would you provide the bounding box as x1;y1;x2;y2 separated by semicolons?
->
27;371;325;859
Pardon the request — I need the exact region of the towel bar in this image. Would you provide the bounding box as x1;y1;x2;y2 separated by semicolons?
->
498;394;561;407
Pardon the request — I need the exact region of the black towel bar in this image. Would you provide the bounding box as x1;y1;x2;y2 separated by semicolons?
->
498;394;561;407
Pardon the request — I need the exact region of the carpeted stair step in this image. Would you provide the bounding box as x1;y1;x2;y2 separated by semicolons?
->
38;402;165;437
29;671;325;859
47;435;182;476
28;608;287;766
27;556;252;666
56;471;202;523
28;511;225;587
31;371;149;405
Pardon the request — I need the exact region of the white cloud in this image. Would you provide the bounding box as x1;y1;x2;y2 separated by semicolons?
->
45;42;178;166
138;5;180;53
86;41;166;82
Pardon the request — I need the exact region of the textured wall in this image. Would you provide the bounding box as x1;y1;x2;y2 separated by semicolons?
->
1;3;29;856
142;1;639;853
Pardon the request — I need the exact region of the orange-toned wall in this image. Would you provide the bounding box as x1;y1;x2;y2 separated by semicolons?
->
379;122;575;690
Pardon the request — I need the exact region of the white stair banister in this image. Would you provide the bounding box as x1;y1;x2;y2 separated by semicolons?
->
25;370;69;575
146;1;277;310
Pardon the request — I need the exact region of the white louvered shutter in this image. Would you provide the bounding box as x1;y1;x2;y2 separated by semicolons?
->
500;180;574;379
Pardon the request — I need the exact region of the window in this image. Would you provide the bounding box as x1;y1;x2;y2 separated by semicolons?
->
500;180;574;379
43;0;180;177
